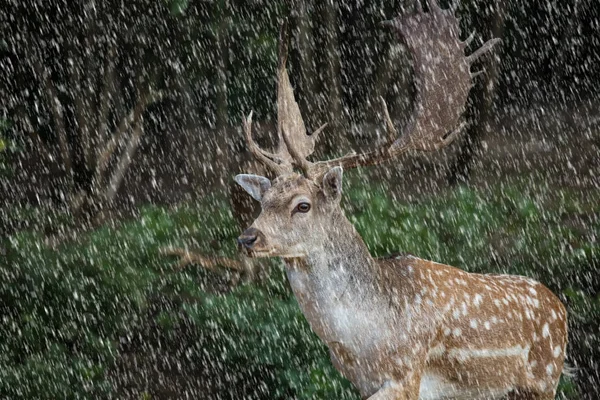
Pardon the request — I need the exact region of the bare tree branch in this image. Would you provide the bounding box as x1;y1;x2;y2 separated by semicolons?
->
102;90;164;203
96;89;151;177
159;247;245;271
102;115;144;203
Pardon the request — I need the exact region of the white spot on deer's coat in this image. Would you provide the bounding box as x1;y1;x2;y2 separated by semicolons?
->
470;319;478;329
448;345;530;362
427;274;437;288
484;321;491;330
546;364;554;376
454;278;467;286
473;293;483;307
553;345;562;358
427;343;446;360
452;328;462;337
418;373;512;400
529;287;537;296
551;309;557;321
542;323;550;338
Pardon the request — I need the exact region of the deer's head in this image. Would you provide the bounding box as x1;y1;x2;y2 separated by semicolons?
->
235;168;342;258
235;13;499;258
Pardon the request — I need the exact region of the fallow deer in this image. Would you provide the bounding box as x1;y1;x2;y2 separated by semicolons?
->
234;2;568;399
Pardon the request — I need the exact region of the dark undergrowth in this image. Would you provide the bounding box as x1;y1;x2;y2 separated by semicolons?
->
0;179;598;399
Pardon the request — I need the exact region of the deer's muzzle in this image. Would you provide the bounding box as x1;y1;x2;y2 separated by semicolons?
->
237;227;265;252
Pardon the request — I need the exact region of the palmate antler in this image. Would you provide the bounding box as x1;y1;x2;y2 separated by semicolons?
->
244;0;500;180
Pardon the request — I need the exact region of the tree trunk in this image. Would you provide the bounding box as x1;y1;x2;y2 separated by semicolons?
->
320;0;344;153
104;117;145;203
210;2;231;190
447;1;507;185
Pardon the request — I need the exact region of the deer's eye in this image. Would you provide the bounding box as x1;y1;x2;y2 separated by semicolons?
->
295;202;311;213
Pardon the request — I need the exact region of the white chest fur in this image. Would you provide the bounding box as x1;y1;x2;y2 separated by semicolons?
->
286;267;393;355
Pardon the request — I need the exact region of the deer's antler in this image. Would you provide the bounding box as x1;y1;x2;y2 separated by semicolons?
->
242;21;325;177
244;1;500;180
300;0;501;179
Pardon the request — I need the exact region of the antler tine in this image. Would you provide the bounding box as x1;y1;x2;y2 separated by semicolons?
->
304;0;500;180
470;69;486;79
466;38;501;64
379;96;398;146
425;0;443;15
463;30;476;46
450;0;461;12
311;123;328;142
415;0;423;13
434;121;468;149
242;111;289;176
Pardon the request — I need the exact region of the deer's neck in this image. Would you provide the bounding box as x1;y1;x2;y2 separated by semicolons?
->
286;210;377;293
312;211;376;275
284;211;384;345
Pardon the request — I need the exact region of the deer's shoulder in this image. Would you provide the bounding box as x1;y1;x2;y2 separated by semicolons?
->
376;253;467;280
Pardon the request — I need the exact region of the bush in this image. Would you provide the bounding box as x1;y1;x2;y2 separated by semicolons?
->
0;182;598;398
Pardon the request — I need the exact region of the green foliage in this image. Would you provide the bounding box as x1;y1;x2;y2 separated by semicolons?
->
167;0;189;15
345;179;600;288
0;194;356;399
1;181;598;398
0;118;14;177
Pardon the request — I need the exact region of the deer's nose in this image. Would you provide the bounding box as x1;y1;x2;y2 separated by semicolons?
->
237;227;261;249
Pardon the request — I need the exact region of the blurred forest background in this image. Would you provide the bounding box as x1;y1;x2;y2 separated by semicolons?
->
0;0;599;399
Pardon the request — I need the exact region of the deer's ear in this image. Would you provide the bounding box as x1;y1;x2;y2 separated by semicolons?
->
234;174;272;202
322;166;343;200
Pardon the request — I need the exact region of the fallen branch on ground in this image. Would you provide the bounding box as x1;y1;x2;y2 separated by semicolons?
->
159;247;244;271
